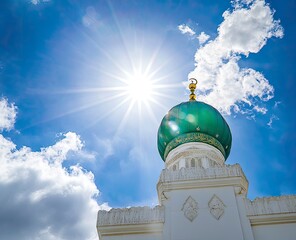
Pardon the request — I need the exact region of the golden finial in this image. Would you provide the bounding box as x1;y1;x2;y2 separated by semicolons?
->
189;78;198;101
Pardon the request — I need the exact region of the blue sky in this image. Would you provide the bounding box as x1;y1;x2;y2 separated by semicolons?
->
0;0;295;239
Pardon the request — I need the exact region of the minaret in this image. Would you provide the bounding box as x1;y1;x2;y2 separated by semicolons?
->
156;79;253;240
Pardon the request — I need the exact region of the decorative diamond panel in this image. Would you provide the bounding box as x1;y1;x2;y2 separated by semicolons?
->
181;196;198;222
208;195;226;220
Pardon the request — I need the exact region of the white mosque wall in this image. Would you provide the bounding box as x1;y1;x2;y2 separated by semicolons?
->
162;186;246;240
252;223;296;240
97;165;296;240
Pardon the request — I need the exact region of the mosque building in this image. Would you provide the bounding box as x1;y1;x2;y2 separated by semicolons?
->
96;79;296;240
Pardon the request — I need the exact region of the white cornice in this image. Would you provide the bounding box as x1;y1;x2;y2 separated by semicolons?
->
157;164;248;203
248;213;296;226
97;222;164;238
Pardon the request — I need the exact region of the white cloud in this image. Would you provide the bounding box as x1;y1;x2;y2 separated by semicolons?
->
178;25;210;45
120;146;142;173
271;160;287;173
74;150;97;162
0;98;17;132
189;0;283;115
94;138;114;160
197;32;210;45
253;105;267;114
31;0;50;5
267;114;279;128
274;101;281;108
0;99;109;240
82;6;101;29
178;24;196;36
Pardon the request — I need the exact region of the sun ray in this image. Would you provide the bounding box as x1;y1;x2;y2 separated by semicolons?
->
106;1;139;79
151;83;182;89
22;91;128;130
115;98;136;136
27;86;126;95
144;44;163;76
84;96;131;130
144;58;173;80
149;97;170;112
151;91;183;101
77;27;133;78
143;100;159;126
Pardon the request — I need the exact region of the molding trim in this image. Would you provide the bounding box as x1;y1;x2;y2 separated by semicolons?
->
97;222;164;237
157;164;248;203
249;213;296;226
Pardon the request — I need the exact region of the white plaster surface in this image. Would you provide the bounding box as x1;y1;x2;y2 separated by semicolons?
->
162;187;245;240
252;223;296;240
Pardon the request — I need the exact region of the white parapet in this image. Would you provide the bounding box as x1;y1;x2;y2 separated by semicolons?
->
157;164;249;204
97;206;165;239
159;163;246;183
245;195;296;216
97;205;165;227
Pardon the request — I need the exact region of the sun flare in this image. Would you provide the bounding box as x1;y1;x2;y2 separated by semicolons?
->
44;40;182;132
125;71;154;103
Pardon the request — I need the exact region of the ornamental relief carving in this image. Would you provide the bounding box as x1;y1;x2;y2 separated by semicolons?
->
164;132;226;159
208;194;226;220
182;196;198;222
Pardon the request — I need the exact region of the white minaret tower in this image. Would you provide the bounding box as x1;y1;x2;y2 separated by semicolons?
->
157;79;253;240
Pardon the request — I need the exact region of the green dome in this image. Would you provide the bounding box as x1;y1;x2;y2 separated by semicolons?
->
157;101;232;161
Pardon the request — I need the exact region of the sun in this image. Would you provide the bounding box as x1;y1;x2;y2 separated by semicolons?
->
125;70;154;103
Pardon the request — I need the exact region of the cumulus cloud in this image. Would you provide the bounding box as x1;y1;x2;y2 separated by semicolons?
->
189;0;284;115
178;25;210;45
197;32;210;45
0;98;17;132
178;24;196;36
0;99;109;240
